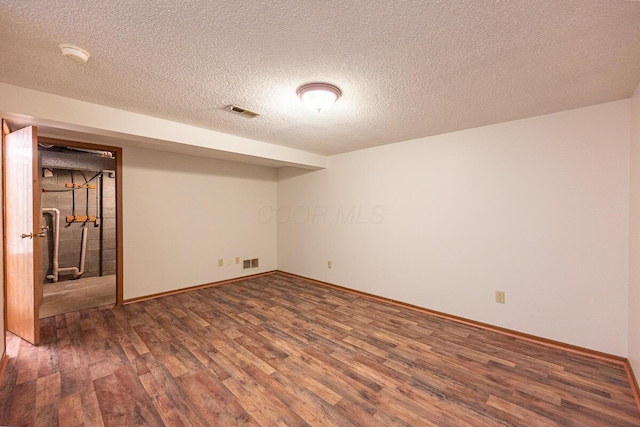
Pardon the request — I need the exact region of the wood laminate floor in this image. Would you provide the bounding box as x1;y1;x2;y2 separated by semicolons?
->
2;273;639;426
40;275;116;319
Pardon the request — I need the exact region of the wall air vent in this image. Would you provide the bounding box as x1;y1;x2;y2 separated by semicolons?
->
227;105;260;118
243;258;259;269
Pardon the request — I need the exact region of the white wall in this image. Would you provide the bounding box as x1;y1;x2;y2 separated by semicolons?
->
629;83;640;378
123;147;277;300
278;100;630;356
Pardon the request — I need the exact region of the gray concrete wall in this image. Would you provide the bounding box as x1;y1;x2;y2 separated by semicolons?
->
41;167;116;282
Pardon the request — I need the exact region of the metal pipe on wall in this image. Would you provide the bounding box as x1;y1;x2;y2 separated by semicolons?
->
42;208;60;282
43;207;88;282
57;227;87;279
77;227;87;277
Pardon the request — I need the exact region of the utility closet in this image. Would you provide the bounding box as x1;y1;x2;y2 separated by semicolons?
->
39;145;116;284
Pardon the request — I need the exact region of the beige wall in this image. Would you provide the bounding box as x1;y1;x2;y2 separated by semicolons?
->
122;147;277;300
629;82;640;379
278;100;631;356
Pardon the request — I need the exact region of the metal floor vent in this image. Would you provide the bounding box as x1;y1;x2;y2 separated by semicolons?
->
227;105;260;118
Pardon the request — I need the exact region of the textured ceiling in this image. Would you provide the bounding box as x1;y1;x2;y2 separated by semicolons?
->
1;0;639;156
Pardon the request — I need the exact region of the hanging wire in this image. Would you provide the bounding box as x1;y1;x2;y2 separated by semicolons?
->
78;170;89;218
42;171;103;192
71;171;75;218
41;170;105;223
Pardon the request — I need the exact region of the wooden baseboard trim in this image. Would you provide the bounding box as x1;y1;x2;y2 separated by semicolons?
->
123;271;277;304
625;361;640;411
0;351;8;387
276;270;625;364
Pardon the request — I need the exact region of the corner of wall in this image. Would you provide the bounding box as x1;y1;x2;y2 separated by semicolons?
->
629;81;640;384
0;124;5;366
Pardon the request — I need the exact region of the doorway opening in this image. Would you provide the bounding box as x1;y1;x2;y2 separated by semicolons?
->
3;123;123;346
38;142;118;318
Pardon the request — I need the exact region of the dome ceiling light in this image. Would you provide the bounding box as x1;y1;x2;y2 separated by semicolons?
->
297;83;341;113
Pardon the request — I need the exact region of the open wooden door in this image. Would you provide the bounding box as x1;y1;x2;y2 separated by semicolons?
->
3;124;42;345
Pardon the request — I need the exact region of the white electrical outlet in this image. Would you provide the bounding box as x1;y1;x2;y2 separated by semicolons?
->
218;259;224;267
235;257;240;264
495;291;505;304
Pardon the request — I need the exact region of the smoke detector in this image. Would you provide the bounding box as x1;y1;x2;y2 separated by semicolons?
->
59;44;91;63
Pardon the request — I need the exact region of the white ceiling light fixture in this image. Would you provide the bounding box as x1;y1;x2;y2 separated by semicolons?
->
297;83;341;113
59;44;91;63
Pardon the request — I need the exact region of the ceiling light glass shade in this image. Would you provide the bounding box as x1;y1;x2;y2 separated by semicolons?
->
297;83;342;113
